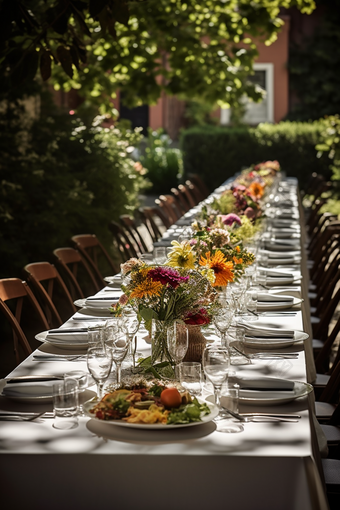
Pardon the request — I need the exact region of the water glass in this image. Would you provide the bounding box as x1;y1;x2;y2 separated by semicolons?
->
53;379;79;430
202;346;230;414
243;290;258;320
153;247;167;264
104;330;130;386
217;383;243;433
179;362;202;396
139;253;154;265
167;322;189;378
87;324;105;348
64;371;89;414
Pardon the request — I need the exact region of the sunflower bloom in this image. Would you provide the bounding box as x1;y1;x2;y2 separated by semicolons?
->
199;251;234;287
248;182;264;200
167;241;196;269
130;278;163;299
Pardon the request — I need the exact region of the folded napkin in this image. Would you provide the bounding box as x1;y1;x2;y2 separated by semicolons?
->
240;322;295;338
257;293;294;304
235;376;295;399
258;267;293;278
2;380;56;397
262;250;300;259
72;313;108;322
46;328;88;343
85;296;119;308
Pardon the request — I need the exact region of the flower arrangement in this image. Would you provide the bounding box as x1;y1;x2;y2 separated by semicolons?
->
116;259;219;373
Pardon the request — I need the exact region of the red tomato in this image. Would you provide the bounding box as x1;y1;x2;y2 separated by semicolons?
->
161;388;182;409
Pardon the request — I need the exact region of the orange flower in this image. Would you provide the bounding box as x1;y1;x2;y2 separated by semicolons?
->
130;278;163;299
248;182;264;199
233;256;243;265
199;251;234;287
235;246;241;253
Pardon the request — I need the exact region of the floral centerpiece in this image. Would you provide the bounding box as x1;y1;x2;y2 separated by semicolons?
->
115;258;219;377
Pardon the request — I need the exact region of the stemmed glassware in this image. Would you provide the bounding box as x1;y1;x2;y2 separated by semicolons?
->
230;279;247;316
120;307;141;367
202;345;230;417
153;247;167;264
104;327;130;386
167;322;189;378
213;300;235;350
87;346;113;400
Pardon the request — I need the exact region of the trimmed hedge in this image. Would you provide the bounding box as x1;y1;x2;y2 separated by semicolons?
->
180;122;332;192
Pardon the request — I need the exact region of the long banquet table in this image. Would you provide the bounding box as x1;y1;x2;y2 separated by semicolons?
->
0;176;329;510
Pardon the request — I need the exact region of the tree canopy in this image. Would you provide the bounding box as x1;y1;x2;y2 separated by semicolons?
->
1;0;316;112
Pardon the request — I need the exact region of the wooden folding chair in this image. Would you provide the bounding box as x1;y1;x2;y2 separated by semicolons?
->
138;207;165;243
108;221;140;262
71;234;119;285
178;183;197;209
119;215;151;254
23;262;76;328
155;195;182;225
185;179;206;203
0;278;49;364
171;187;191;214
53;247;102;299
188;173;210;198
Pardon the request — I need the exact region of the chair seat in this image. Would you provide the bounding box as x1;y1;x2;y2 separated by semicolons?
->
322;458;340;490
313;338;324;349
314;373;331;387
316;401;337;420
321;425;340;444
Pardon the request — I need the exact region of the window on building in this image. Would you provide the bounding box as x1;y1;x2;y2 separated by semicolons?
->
220;63;274;125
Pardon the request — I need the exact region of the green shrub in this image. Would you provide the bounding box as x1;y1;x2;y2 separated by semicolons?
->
140;128;183;194
0;98;149;278
180;122;332;192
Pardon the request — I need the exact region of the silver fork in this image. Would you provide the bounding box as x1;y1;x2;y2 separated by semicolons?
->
232;345;298;360
222;408;300;423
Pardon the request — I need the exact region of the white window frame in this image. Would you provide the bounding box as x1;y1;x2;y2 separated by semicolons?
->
220;62;274;125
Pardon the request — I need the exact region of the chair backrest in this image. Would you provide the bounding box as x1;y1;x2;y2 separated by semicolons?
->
315;314;340;374
152;202;173;230
313;284;340;342
53;247;102;299
0;278;49;364
156;195;182;225
138;207;163;243
185;179;206;203
108;221;140;262
178;183;197;209
171;187;191;215
23;262;76;328
188;173;210;198
71;234;119;284
119;215;150;254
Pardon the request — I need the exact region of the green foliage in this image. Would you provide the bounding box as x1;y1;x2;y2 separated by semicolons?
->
0;94;148;278
315;115;340;180
180;121;332;192
0;1;316;111
288;0;340;120
139;128;183;194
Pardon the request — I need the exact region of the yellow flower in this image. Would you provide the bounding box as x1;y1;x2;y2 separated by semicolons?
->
167;241;196;269
248;182;264;199
130;278;163;299
199;251;234;287
199;268;216;285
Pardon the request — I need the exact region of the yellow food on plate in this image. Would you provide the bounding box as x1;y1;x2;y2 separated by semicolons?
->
123;404;170;424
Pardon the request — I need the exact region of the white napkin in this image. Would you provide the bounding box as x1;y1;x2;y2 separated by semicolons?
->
263;250;300;259
2;380;56;397
236;376;295;399
257;293;294;304
258;267;293;278
240;322;295;338
72;313;108;322
85;295;119;308
46;328;88;343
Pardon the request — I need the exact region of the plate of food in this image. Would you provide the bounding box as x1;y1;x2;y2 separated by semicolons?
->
83;380;218;429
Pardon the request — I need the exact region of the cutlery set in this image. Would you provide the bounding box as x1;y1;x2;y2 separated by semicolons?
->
222;408;301;423
232;345;298;360
0;411;53;421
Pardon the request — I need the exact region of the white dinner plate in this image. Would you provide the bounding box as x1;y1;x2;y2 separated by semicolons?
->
238;381;313;406
243;330;309;349
104;276;123;284
74;298;114;314
256;297;303;311
82;398;219;429
266;277;302;286
35;330;89;351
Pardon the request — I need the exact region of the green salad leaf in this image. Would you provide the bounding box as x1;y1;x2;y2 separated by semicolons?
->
167;398;211;425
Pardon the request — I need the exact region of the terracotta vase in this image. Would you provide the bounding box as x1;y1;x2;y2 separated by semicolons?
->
183;324;207;363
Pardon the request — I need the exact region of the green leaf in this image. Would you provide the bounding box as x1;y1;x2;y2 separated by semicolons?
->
40;50;52;81
139;307;159;322
56;46;73;78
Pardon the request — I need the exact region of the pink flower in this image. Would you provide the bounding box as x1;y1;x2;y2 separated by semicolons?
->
221;213;242;226
244;207;255;219
147;267;189;289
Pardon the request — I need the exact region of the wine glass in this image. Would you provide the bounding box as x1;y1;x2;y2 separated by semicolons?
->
87;346;113;400
167;322;189;379
104;329;130;386
202;346;230;417
230;279;247;316
120;307;141;367
213;306;235;350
